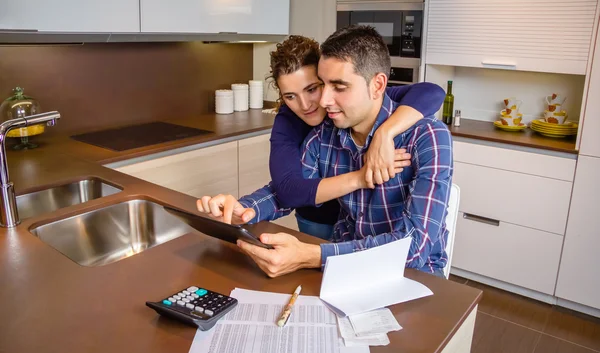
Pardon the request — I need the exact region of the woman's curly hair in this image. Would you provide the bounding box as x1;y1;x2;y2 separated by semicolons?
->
268;35;321;108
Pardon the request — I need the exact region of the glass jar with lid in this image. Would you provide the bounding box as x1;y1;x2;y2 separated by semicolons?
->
0;87;45;150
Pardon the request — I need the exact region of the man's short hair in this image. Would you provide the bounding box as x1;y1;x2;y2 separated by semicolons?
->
320;25;391;84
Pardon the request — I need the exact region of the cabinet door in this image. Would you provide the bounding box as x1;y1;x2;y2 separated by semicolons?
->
116;142;239;199
580;24;600;158
238;134;298;231
555;156;600;310
425;0;598;75
141;0;289;35
0;0;139;32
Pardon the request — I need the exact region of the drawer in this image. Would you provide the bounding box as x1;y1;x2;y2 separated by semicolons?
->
454;161;572;235
453;212;563;295
453;140;576;182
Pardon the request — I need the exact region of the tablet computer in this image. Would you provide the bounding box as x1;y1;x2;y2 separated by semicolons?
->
163;206;273;249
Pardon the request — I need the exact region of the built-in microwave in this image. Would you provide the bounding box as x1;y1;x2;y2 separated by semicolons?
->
337;1;423;85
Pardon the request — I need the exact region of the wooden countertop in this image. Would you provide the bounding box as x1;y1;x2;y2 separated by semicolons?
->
449;118;578;154
0;111;481;353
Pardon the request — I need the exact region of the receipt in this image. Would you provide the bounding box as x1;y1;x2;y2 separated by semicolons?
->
348;308;402;337
337;315;390;347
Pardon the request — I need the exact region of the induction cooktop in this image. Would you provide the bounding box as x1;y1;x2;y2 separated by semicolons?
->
70;122;212;152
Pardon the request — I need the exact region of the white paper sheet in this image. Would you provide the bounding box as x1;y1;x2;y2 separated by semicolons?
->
336;315;390;347
189;288;369;353
348;309;402;337
319;237;433;317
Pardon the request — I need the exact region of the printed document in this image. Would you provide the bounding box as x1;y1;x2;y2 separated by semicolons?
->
189;288;369;353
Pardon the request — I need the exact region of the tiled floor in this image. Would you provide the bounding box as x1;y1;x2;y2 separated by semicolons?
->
448;275;600;353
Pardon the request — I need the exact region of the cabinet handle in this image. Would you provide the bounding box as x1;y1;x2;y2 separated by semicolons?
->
463;213;500;227
0;28;38;32
218;32;238;34
481;60;517;70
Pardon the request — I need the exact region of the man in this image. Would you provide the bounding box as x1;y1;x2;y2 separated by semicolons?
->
199;25;453;278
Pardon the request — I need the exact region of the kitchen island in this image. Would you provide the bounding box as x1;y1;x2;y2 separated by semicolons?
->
0;111;481;353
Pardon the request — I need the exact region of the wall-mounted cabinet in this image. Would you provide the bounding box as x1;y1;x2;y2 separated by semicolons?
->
425;0;599;75
0;0;140;32
140;0;290;35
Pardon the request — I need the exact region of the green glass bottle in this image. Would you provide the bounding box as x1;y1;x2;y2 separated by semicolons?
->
442;81;454;125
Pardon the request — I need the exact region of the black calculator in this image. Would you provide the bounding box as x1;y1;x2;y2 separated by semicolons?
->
146;286;238;331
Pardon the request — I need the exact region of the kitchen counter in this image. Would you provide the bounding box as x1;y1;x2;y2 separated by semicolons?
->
22;109;277;166
449;118;578;154
0;110;481;353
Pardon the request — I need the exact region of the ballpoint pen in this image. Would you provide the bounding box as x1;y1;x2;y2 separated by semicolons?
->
277;285;302;327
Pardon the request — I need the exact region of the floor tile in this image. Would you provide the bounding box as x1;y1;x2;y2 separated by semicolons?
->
472;312;541;353
534;335;598;353
448;274;468;285
467;280;552;331
543;306;600;351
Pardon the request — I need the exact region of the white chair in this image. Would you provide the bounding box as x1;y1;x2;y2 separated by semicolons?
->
443;184;460;279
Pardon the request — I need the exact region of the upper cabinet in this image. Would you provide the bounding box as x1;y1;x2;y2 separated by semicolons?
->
425;0;599;75
579;23;600;158
140;0;290;35
0;0;139;32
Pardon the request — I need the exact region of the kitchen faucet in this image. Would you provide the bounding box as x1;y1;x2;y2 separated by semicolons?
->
0;111;61;228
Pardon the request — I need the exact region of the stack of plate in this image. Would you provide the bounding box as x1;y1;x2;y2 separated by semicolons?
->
530;119;578;138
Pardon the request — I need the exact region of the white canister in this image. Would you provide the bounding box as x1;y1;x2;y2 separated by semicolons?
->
231;83;249;112
215;89;234;114
249;80;264;109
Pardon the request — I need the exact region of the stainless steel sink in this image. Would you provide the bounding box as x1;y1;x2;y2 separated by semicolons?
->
30;199;194;266
16;178;122;220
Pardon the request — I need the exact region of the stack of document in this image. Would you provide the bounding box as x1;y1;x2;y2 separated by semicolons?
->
319;237;434;348
319;237;433;318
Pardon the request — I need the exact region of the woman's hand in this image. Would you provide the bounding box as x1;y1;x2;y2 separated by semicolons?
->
197;194;256;224
364;130;412;188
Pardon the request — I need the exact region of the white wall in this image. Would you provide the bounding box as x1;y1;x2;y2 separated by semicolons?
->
253;0;336;102
425;64;586;124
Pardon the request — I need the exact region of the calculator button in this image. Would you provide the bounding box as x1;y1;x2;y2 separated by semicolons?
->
196;289;208;296
205;310;214;317
186;296;195;301
167;297;176;302
177;300;185;306
218;295;223;298
162;300;172;306
183;298;191;303
191;293;199;299
173;295;181;300
188;286;199;292
195;306;204;313
186;303;194;309
183;290;191;296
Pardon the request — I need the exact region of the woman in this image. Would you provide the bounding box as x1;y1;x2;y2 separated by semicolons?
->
199;35;445;239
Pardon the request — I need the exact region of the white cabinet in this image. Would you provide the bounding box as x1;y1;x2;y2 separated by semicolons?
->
141;0;290;35
451;139;576;293
0;0;139;32
290;0;336;43
239;134;272;197
238;134;299;231
425;0;599;75
454;212;563;295
580;24;600;158
116;141;239;199
555;155;600;310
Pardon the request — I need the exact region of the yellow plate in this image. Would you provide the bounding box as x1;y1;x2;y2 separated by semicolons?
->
530;125;577;134
531;119;578;129
493;121;527;132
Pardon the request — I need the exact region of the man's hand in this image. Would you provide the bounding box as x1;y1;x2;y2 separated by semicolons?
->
363;131;412;188
197;194;256;224
236;233;321;278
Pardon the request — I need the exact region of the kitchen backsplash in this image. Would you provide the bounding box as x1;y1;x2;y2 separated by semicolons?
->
0;42;254;135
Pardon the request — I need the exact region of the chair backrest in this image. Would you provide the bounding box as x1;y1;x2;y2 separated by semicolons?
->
444;184;460;279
